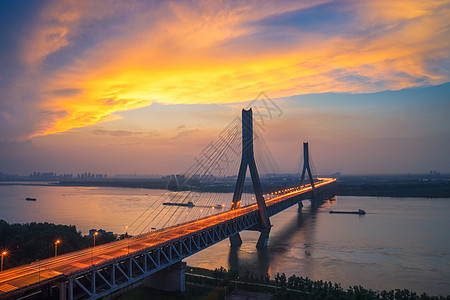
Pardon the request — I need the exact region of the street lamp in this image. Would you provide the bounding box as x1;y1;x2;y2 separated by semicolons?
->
54;240;61;257
1;251;7;272
93;231;99;247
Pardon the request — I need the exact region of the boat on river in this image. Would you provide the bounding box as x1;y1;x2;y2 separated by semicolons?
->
26;197;37;201
163;201;195;207
329;209;365;215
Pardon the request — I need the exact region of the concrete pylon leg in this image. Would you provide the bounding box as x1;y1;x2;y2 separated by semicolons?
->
256;227;271;248
144;261;186;292
310;199;318;212
229;233;242;247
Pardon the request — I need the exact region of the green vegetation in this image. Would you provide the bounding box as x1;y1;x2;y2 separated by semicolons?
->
183;266;449;300
0;219;116;269
115;285;223;300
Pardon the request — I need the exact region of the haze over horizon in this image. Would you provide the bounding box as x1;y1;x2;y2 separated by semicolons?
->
1;0;449;176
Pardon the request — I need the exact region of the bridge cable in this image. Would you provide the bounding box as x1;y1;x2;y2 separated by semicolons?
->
133;119;242;234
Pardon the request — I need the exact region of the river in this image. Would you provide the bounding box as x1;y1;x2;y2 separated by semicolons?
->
0;183;449;296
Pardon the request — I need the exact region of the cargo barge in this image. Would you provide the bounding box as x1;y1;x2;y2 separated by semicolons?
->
329;209;366;215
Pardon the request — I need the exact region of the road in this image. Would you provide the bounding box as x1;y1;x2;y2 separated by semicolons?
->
0;178;335;296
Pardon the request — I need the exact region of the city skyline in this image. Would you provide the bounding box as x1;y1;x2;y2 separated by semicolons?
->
1;0;449;176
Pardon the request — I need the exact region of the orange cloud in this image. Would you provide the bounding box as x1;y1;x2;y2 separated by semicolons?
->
13;0;450;138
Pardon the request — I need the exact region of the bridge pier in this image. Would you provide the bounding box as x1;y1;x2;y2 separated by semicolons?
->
310;197;323;211
229;233;243;247
144;261;186;292
40;284;53;299
256;227;271;248
58;281;67;300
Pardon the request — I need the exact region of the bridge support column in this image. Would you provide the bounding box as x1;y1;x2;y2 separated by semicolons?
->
40;285;52;299
229;233;242;247
256;227;271;248
144;261;186;292
58;281;67;300
68;278;74;300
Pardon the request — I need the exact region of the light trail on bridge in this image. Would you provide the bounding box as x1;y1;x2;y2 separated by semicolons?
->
0;178;335;298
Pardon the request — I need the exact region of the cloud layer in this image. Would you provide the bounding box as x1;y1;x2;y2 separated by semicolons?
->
1;0;449;139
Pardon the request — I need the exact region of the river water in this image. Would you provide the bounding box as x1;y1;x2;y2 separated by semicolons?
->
0;183;449;296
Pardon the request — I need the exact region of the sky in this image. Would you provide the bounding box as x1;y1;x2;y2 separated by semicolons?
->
0;0;449;176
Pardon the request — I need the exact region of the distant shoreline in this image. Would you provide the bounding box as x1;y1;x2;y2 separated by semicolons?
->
1;175;449;198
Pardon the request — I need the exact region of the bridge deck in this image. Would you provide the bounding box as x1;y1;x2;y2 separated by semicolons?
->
0;179;335;298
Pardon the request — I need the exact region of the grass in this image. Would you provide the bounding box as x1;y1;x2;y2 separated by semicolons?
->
114;284;224;300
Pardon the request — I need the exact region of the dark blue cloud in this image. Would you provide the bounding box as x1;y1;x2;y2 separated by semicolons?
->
0;1;47;98
253;2;355;34
220;2;357;53
42;8;134;72
0;1;47;63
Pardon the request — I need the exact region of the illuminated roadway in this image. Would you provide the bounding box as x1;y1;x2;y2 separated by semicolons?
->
0;178;335;298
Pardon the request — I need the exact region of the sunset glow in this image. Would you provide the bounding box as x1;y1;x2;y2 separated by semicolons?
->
0;0;448;139
0;0;449;174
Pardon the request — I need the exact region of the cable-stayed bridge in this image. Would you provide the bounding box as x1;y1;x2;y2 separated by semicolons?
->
0;109;336;300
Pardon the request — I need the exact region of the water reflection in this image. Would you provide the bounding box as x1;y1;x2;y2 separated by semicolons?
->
227;199;325;277
228;244;272;275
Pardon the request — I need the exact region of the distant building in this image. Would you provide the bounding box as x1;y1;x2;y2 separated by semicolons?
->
30;171;61;180
76;172;107;180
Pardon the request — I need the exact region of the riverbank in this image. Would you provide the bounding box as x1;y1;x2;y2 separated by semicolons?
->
1;173;449;198
114;266;449;300
1;173;446;198
336;175;450;198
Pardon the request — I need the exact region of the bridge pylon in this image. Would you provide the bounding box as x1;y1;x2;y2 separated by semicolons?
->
230;108;271;248
299;142;317;205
